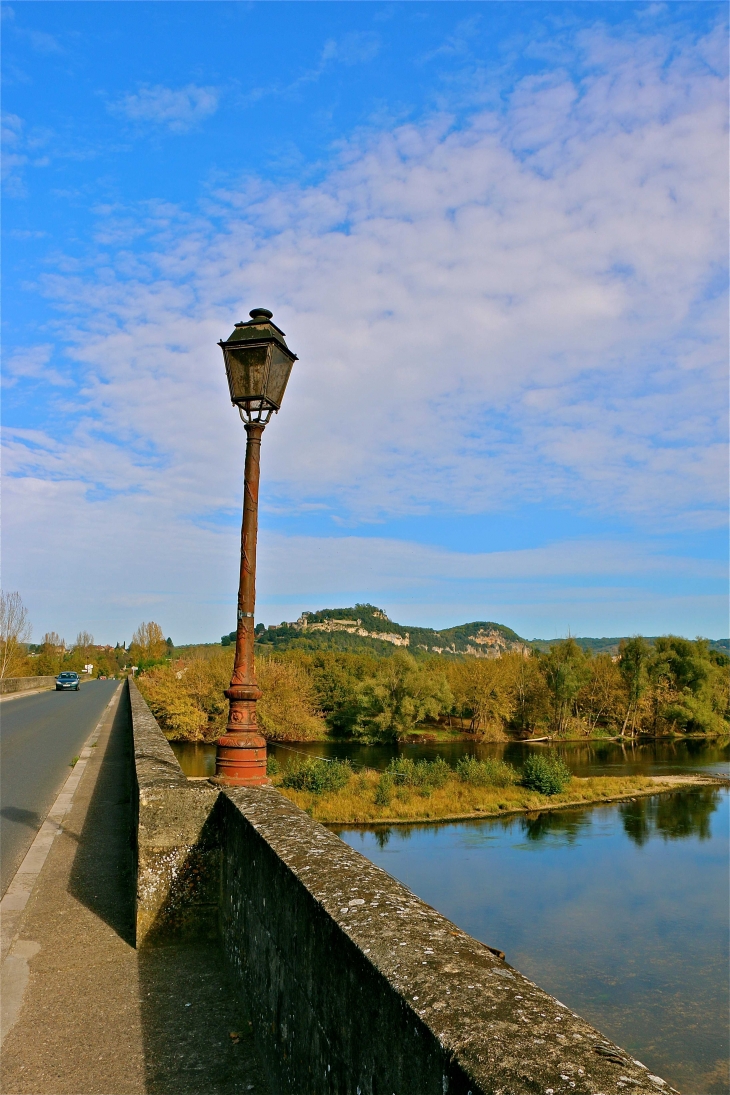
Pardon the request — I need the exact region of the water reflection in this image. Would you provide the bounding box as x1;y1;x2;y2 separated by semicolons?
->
338;789;729;1094
620;787;719;845
520;808;591;843
344;790;722;852
171;735;730;779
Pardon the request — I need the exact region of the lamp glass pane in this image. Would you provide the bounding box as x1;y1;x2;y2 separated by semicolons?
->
266;344;295;408
224;344;269;403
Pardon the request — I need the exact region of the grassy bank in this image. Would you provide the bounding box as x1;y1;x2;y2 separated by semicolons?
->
273;770;724;825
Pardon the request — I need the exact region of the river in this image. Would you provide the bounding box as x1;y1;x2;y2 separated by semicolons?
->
171;737;729;1093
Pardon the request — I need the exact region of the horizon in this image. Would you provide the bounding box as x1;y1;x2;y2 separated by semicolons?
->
3;2;728;644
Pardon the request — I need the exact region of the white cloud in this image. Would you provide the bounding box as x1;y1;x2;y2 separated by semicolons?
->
1;113;26;196
111;84;219;132
3;20;728;639
1;470;724;641
1;111;53;195
2;346;66;387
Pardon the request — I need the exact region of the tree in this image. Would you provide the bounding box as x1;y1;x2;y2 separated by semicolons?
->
130;621;167;663
255;657;327;741
540;639;591;736
618;637;651;736
136;666;207;740
0;591;32;678
357;652;453;741
307;654;363;735
36;632;65;676
447;655;521;738
647;637;729;735
575;653;625;735
509;654;550;735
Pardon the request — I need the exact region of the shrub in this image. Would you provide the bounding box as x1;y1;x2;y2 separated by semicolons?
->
456;755;517;787
266;755;281;776
137;666;207;740
520;754;572;796
256;658;327;741
374;772;394;806
386;757;451;791
281;758;351;794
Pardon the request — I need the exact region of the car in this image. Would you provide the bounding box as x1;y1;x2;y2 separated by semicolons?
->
56;672;80;692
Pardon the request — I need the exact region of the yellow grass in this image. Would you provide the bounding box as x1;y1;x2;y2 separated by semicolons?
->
273;771;714;825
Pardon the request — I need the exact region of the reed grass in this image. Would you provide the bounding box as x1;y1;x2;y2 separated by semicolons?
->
273;770;692;825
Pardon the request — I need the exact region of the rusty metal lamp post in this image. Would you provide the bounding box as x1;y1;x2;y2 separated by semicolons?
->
212;308;298;786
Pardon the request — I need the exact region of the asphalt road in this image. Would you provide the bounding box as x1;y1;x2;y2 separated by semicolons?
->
0;679;120;896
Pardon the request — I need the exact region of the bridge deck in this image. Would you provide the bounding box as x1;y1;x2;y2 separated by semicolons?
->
0;688;269;1095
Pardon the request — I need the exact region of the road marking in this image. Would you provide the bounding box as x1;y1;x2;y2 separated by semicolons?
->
0;683;123;981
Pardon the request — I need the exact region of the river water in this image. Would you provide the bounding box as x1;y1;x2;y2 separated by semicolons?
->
172;737;729;1093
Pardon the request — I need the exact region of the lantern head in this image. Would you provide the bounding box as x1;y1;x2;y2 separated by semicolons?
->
219;308;298;423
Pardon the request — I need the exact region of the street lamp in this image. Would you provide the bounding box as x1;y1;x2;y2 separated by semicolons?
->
213;307;298;786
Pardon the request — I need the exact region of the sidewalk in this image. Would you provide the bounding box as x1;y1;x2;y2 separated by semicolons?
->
0;687;269;1095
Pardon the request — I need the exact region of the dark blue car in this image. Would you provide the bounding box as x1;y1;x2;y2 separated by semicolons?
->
56;672;80;692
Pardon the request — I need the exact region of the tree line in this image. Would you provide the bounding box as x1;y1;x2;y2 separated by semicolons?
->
2;590;725;739
0;592;171;680
137;635;729;743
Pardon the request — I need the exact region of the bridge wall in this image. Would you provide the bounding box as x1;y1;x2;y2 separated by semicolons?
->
129;678;669;1095
129;680;220;944
0;675;57;694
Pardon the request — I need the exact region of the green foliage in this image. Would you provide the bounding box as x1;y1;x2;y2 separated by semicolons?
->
386;757;451;790
255;658;327;741
509;655;551;735
141;615;728;743
645;636;730;735
137;667;208;740
307;653;366;735
374;772;393;806
357;652;453;741
521;754;572;796
266;756;281;776
255;605;524;658
456;755;517;787
540;639;591;736
281;758;352;794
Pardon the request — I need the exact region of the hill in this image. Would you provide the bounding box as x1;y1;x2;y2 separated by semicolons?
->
241;604;529;658
219;607;730;661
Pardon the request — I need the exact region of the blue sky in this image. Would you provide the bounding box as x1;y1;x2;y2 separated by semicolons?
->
2;1;728;644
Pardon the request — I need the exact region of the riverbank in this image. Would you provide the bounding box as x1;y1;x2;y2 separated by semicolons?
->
274;772;727;825
400;726;729;744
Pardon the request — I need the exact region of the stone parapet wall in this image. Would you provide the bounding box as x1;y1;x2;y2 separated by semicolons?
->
128;680;671;1095
0;675;57;694
219;787;669;1095
128;679;220;945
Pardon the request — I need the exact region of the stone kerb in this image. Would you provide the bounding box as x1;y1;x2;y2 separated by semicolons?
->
219;786;671;1095
128;678;220;945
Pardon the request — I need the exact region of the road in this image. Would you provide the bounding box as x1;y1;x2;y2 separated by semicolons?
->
0;679;120;896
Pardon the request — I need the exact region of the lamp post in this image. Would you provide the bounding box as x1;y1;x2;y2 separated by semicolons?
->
213;307;298;786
